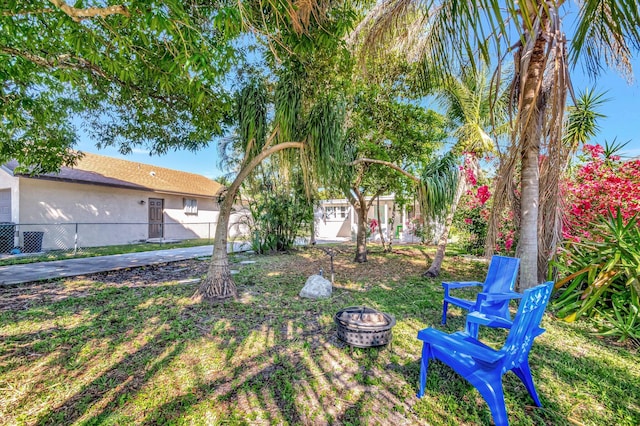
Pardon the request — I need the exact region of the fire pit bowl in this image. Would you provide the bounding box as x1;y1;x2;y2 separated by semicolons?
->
334;306;396;348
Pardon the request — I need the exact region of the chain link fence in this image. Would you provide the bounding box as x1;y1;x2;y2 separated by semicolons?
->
0;221;232;255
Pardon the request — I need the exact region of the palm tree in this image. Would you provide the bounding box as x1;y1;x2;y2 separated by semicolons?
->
195;75;347;300
357;0;640;289
423;66;508;277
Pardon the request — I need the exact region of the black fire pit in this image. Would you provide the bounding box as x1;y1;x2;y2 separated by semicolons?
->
334;306;396;348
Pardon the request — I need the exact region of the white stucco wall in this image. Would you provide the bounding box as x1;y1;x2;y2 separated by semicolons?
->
0;167;20;224
16;178;223;250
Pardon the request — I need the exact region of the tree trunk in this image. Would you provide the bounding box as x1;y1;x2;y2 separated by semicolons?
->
354;201;368;263
424;167;468;277
516;20;548;291
376;196;387;250
386;201;397;253
310;211;317;245
195;141;304;301
196;191;237;299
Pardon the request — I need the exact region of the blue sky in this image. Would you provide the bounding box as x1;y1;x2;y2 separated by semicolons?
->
76;63;640;179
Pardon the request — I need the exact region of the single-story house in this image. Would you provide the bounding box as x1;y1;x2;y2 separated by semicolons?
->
316;195;422;242
0;152;248;252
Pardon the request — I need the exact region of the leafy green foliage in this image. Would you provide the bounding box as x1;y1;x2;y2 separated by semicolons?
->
236;78;269;158
418;152;460;221
453;197;488;255
247;183;313;254
1;0;242;172
553;209;640;342
596;295;640;344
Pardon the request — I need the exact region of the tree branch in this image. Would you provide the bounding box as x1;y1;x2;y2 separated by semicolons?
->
366;187;386;210
223;142;305;206
48;0;129;22
348;158;420;183
0;46;183;105
0;47;109;78
2;9;56;17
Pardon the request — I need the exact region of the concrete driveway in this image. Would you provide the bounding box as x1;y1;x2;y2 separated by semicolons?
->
0;245;215;286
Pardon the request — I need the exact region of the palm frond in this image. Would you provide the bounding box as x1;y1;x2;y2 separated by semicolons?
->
236;78;268;160
275;67;303;144
303;94;349;187
563;88;608;150
572;0;640;79
418;151;459;221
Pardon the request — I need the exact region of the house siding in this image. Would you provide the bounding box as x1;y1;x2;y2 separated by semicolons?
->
316;196;418;242
16;179;222;250
0;167;20;223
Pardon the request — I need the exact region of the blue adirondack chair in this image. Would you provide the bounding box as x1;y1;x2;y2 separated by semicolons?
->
417;281;554;426
441;255;520;331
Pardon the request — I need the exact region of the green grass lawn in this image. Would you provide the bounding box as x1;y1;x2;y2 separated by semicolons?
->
0;244;637;425
0;239;212;267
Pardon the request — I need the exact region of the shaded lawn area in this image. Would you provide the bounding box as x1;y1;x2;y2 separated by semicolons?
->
0;245;638;425
0;239;213;267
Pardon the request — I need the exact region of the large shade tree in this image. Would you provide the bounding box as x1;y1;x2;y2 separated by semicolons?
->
1;0;241;173
358;0;640;289
2;0;355;301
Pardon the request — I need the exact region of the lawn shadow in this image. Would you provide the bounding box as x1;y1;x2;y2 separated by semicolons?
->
531;339;640;422
5;247;631;425
1;279;203;425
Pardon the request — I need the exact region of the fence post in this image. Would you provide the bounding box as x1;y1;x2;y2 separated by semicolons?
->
208;222;211;242
74;223;78;255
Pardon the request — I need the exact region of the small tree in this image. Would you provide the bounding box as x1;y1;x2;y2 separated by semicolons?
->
344;86;448;262
421;66;508;277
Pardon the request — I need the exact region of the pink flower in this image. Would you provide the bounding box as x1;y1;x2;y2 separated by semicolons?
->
464;218;473;224
583;144;605;159
476;185;491;205
505;238;514;251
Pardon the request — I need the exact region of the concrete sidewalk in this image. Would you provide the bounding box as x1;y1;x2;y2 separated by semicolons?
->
0;245;215;286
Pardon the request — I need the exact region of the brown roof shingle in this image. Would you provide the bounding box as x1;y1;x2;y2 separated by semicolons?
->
5;152;222;198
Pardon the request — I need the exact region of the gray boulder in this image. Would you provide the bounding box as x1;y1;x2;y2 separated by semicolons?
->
299;274;332;299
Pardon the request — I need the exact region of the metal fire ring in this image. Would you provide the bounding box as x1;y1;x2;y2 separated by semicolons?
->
334;306;396;348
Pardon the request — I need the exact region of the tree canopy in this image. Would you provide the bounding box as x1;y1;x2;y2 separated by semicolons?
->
1;0;242;173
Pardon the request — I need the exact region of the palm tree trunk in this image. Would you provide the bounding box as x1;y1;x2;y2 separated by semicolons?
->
424;169;467;277
516;19;548;290
195;141;303;301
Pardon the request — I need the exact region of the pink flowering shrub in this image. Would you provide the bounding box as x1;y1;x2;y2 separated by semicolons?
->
563;144;640;241
454;156;517;255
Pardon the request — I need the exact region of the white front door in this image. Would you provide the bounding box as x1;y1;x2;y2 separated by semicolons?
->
0;190;11;222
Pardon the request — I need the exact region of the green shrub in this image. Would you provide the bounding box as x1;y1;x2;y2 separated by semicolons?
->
248;188;313;254
552;209;640;342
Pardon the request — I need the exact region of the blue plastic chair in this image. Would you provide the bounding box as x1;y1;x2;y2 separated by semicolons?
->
417;281;554;426
441;255;520;331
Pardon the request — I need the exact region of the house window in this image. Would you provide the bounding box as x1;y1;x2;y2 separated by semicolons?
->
184;198;198;215
325;206;347;219
325;206;335;218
